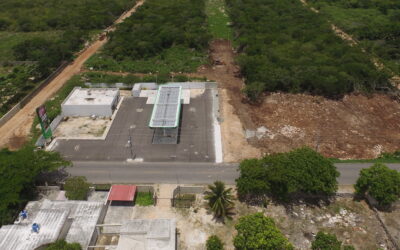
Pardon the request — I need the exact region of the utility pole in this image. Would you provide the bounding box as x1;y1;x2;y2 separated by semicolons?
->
127;127;135;160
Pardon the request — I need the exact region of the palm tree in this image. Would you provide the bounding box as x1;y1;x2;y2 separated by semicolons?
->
205;181;235;219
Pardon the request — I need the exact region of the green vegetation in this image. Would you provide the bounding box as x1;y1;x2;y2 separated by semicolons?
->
0;0;135;32
87;0;211;73
311;232;342;250
0;146;70;226
0;0;136;117
236;147;339;201
226;0;390;100
331;150;400;163
354;163;400;207
233;213;293;250
173;194;196;208
86;46;208;73
205;0;233;40
308;0;400;75
204;181;235;219
64;176;90;201
135;192;154;206
206;235;224;250
44;240;81;250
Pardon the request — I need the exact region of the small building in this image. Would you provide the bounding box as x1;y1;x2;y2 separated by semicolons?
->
116;219;176;250
108;185;137;205
61;87;120;117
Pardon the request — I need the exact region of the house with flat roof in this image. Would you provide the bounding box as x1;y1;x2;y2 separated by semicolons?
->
61;87;120;117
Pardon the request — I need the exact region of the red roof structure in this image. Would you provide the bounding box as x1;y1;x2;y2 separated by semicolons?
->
108;185;137;201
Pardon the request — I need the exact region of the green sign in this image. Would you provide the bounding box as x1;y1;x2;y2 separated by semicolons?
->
36;105;52;139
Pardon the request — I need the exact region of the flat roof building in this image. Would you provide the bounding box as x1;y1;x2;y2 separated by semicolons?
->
0;199;104;250
61;87;120;117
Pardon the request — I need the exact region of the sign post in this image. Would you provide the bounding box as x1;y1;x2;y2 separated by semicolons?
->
36;105;52;140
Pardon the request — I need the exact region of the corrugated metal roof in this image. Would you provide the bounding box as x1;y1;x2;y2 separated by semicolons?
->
149;86;182;128
108;185;137;201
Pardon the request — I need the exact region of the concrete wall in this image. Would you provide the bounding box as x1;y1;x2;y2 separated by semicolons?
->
61;93;119;117
62;104;113;117
35;115;63;147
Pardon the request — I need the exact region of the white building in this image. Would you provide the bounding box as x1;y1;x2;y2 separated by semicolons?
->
61;87;120;117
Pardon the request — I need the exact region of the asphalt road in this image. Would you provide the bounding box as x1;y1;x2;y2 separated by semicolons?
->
68;161;400;185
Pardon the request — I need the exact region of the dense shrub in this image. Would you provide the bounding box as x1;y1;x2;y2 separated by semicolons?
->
64;176;90;201
0;0;136;32
0;147;69;226
236;147;339;200
311;232;341;250
308;0;400;74
44;240;81;250
206;235;224;250
105;0;211;60
226;0;390;99
234;213;293;250
354;163;400;206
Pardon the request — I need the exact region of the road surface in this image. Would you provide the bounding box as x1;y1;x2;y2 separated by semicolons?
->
0;0;145;149
68;161;400;185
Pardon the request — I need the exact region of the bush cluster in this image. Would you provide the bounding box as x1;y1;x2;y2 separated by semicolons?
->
308;0;400;74
236;147;339;200
105;0;211;60
226;0;390;100
0;0;135;31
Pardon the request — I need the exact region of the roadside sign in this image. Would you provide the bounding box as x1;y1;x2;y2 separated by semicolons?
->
36;105;52;139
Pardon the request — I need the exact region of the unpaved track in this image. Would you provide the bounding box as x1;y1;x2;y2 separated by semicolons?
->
0;0;144;149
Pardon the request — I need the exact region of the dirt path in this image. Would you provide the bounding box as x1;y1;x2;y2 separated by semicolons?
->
188;40;262;161
0;0;145;149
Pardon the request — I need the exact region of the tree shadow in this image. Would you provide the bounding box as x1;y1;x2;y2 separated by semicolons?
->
36;167;69;186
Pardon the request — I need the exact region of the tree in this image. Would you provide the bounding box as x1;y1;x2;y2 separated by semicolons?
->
233;213;293;250
64;176;90;200
0;147;70;226
354;163;400;206
44;240;81;250
206;235;224;250
236;147;340;200
204;181;235;219
311;232;341;250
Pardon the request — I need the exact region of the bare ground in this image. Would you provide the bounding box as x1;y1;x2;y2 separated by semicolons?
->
0;0;145;150
125;196;396;250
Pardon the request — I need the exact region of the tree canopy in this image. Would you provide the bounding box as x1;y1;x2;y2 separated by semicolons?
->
236;147;339;200
311;232;342;250
44;240;81;250
105;0;211;61
233;213;293;250
0;0;136;32
204;181;235;219
206;235;224;250
64;176;90;201
226;0;390;100
0;147;70;225
354;163;400;206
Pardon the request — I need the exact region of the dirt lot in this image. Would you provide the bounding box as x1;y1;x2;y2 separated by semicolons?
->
53;117;111;138
118;196;397;250
190;40;400;160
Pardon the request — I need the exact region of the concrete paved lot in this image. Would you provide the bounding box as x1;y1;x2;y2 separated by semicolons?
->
54;90;215;162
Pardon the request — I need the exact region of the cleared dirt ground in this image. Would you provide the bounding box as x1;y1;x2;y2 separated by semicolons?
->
124;196;396;250
191;40;400;160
